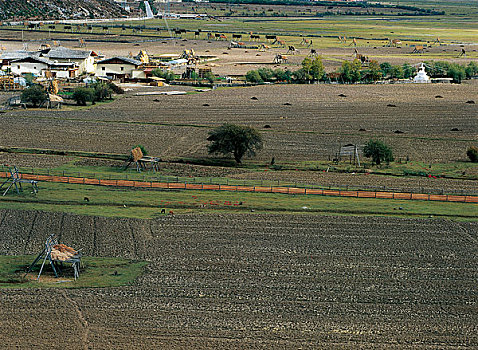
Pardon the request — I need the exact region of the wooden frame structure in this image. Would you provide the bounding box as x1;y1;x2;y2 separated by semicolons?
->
25;234;82;281
124;147;160;172
0;166;38;196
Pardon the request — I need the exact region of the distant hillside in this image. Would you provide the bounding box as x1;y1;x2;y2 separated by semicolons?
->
0;0;127;21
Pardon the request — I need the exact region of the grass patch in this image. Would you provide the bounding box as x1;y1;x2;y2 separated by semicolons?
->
0;255;148;289
0;182;476;221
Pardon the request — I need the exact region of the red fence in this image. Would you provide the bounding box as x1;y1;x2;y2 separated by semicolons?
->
1;172;477;203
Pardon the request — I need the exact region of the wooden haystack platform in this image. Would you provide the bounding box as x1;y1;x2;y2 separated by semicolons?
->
124;147;160;172
26;234;82;280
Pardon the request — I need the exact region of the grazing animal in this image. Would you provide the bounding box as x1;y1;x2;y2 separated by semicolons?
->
309;49;318;57
161;208;166;214
84;197;90;202
411;45;425;54
287;45;299;54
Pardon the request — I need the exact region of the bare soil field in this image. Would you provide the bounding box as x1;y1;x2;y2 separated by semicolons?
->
2;82;476;163
0;209;476;349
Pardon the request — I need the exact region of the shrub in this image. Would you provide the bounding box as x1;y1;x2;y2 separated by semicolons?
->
72;87;94;106
245;70;263;83
363;139;394;165
207;124;263;164
21;84;47;107
90;82;112;102
467;146;478;162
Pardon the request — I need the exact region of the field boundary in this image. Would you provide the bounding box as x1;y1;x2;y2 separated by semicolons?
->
2;172;477;204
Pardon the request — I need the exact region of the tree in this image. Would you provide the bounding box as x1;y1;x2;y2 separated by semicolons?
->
447;64;466;83
390;65;404;79
90;82;112;102
301;57;325;82
467;146;478;163
380;62;392;77
257;67;274;81
402;63;416;79
368;60;382;82
340;59;361;83
245;70;263;83
363;139;394;166
72;87;94;106
207;124;263;164
203;71;216;84
21;84;47;107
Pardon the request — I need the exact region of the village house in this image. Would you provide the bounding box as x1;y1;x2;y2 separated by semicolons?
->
41;46;98;74
95;56;142;81
10;56;78;78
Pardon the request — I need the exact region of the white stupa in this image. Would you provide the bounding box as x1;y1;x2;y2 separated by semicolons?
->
413;63;430;83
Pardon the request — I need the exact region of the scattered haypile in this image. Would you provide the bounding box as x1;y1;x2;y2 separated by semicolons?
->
51;243;81;262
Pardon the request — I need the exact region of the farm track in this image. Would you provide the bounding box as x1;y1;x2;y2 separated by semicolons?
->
2;171;478;204
0;209;477;348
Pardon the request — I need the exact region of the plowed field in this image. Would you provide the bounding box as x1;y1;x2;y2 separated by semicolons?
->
0;209;476;349
2;82;476;163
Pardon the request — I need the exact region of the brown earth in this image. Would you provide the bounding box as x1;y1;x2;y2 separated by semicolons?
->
0;209;477;349
1;82;477;164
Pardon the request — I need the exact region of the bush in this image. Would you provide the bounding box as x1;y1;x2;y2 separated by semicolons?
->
467;146;478;163
203;71;216;84
152;68;176;83
21;85;47;107
72;87;94;106
207;124;263;164
363;139;394;166
245;70;263;83
90;82;112;102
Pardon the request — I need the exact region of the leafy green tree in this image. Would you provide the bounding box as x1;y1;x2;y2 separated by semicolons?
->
203;71;216;84
274;69;292;82
245;70;263;83
465;61;478;78
447;64;466;83
340;59;361;83
380;62;392;77
402;63;416;79
207;124;263;164
390;65;404;79
368;60;382;82
363;139;394;166
21;84;47;107
301;57;325;81
257;67;274;81
152;68;176;83
72;87;94;106
466;146;478;163
132;144;148;157
292;68;309;83
90;82;112;102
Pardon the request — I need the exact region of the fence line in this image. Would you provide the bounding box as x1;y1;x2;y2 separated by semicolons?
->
2;165;477;197
1;171;477;204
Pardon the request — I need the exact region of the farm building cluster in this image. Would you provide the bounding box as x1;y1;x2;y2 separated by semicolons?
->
0;44;213;89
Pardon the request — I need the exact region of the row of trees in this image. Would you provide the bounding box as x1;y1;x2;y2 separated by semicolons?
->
20;82;117;107
207;123;395;166
246;58;478;84
207;125;478;166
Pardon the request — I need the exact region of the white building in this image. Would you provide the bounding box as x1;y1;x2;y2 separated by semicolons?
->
95;56;142;80
11;56;78;78
42;47;98;74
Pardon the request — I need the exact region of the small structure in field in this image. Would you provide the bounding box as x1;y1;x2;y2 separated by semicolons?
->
124;147;160;172
0;166;38;196
413;63;430;83
25;234;82;280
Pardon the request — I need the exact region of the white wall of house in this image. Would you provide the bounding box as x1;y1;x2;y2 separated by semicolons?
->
51;56;95;74
95;62;137;76
11;62;48;76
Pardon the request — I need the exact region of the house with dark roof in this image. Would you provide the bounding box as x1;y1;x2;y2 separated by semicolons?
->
95;56;143;81
11;56;78;78
41;46;98;74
